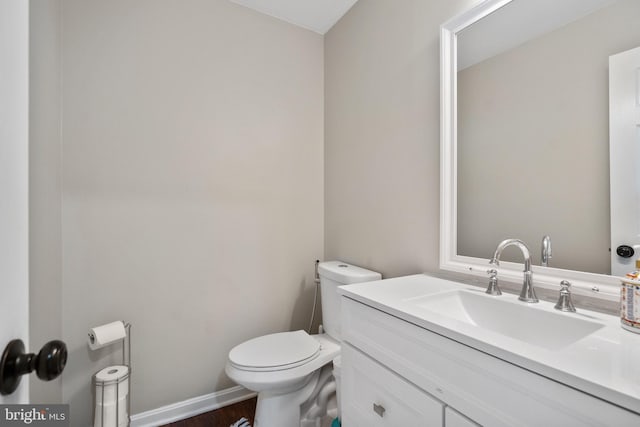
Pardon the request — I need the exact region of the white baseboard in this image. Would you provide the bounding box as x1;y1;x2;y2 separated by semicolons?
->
130;386;257;427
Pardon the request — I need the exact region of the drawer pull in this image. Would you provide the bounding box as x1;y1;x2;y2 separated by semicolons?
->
373;403;386;417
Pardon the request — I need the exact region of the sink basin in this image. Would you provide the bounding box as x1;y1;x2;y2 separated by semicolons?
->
409;290;604;350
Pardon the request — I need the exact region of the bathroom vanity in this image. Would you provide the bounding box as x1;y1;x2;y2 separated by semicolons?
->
338;275;640;426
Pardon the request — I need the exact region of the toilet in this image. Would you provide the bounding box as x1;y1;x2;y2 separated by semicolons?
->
225;261;381;427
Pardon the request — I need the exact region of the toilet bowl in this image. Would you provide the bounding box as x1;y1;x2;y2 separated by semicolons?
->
226;333;340;427
225;261;381;427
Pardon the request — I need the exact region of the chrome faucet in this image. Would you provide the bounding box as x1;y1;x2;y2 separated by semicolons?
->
490;239;538;303
541;235;552;267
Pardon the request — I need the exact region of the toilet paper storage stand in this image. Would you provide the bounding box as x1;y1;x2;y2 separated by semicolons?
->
92;321;132;427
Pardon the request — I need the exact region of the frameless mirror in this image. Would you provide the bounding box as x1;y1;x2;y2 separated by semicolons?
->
440;0;640;299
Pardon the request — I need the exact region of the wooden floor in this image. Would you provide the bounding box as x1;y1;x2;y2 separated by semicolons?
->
161;397;257;427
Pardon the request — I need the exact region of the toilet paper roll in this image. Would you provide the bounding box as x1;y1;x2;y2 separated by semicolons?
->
95;366;129;403
94;397;128;427
88;321;126;350
94;366;129;427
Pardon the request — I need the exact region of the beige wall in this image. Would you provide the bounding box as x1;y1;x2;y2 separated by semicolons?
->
60;0;323;422
324;0;477;277
29;0;63;404
457;0;640;274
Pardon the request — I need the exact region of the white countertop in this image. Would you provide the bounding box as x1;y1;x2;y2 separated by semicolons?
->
338;274;640;414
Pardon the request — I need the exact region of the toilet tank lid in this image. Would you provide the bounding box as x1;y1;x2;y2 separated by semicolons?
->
318;261;381;285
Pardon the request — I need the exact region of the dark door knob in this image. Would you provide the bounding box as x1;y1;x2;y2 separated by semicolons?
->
616;245;635;258
0;339;67;395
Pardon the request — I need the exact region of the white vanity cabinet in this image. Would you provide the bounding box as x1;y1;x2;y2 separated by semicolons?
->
340;296;640;427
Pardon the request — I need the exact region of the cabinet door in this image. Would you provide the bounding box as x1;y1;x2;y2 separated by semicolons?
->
341;342;444;427
445;407;480;427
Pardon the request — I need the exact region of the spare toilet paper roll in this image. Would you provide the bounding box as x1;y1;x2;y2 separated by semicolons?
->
93;399;128;427
94;365;129;427
95;365;129;403
88;321;126;350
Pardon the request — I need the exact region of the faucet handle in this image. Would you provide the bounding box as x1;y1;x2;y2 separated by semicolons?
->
541;235;552;267
554;280;576;312
485;269;502;296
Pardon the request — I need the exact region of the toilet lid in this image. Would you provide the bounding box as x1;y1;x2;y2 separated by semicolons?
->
229;330;321;371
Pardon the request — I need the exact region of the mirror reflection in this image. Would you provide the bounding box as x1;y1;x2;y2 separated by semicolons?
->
456;0;640;275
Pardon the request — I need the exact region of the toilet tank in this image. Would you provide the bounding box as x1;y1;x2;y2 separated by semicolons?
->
317;261;381;341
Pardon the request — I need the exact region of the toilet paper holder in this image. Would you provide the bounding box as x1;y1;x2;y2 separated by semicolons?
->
91;321;131;427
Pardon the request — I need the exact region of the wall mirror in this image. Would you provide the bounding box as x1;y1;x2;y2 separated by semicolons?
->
440;0;640;300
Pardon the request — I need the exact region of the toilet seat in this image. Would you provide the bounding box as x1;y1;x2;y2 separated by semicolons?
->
229;330;321;372
225;334;340;394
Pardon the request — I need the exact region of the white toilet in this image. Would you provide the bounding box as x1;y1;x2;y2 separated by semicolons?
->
225;261;381;427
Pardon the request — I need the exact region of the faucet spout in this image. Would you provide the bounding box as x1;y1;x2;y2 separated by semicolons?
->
491;239;538;303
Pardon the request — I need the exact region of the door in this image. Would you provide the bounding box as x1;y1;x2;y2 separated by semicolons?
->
0;0;30;403
610;46;640;277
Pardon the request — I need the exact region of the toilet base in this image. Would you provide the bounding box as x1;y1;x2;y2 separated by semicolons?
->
254;363;338;427
253;370;319;427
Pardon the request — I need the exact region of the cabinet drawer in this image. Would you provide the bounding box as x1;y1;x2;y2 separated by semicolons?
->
445;407;480;427
341;342;444;427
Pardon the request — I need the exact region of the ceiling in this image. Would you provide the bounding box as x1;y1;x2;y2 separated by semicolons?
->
229;0;359;34
457;0;616;70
